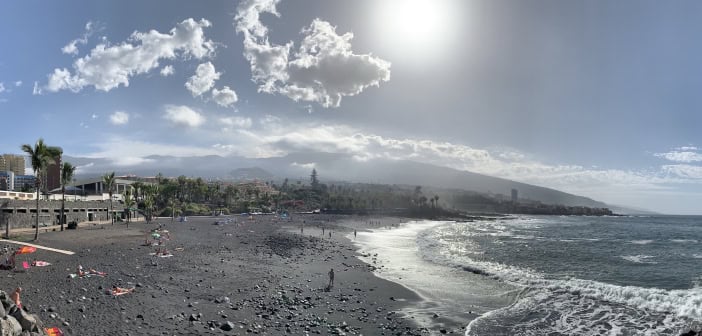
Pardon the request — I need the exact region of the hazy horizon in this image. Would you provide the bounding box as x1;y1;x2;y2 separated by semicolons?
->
2;0;702;214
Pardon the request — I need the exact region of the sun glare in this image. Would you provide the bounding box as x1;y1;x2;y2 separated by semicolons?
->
374;0;459;61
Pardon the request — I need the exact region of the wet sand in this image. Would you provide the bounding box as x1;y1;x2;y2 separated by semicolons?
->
0;215;435;335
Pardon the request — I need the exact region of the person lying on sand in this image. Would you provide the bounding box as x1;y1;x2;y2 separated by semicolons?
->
110;286;135;296
77;265;106;277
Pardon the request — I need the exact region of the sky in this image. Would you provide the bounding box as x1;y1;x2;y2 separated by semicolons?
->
1;0;702;214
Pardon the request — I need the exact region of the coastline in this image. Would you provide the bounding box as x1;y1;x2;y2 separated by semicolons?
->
0;214;435;335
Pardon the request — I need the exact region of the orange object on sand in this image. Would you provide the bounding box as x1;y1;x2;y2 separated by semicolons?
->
45;327;64;336
15;246;37;254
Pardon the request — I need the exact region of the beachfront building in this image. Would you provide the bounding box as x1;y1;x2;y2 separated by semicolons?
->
58;176;153;201
45;151;62;192
14;175;36;192
0;171;14;191
0;199;116;228
0;154;26;176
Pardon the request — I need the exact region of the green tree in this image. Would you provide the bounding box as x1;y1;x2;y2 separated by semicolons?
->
310;168;319;190
123;188;135;228
21;138;62;240
103;172;116;224
60;162;76;231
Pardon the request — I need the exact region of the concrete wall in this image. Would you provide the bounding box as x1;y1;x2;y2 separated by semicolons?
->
0;199;125;229
0;191;35;200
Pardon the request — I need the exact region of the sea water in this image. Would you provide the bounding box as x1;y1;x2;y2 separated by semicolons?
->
352;216;702;335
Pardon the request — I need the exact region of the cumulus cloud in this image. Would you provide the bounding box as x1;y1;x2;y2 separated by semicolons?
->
220;116;252;128
185;62;220;96
0;83;5;93
235;0;391;108
655;149;702;163
160;65;175;76
61;21;100;55
212;86;238;107
14;81;22;87
43;18;215;93
109;111;130;125
163;105;205;127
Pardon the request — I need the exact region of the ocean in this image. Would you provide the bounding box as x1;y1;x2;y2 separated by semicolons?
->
352;216;702;335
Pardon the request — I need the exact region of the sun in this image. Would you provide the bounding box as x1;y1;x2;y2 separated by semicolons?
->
373;0;459;62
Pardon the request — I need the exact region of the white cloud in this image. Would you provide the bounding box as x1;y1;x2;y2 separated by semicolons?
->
677;146;698;151
14;81;22;87
163;105;205;127
32;82;42;95
291;162;316;169
655;150;702;163
91;113;98;119
0;82;5;93
109;111;130;125
662;165;702;179
80;137;222;166
44;18;215;93
61;21;100;55
220;116;252;128
160;65;175;77
185;62;220;96
235;0;391;108
212;86;238;107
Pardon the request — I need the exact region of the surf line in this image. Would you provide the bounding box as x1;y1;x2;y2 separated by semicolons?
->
0;239;75;255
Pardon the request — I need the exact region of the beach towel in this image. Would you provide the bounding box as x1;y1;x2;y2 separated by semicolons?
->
32;260;51;267
15;246;36;254
45;327;64;336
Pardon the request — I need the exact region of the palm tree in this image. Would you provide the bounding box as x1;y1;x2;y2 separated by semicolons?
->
60;162;76;231
103;172;116;224
123;188;135;228
21;139;62;240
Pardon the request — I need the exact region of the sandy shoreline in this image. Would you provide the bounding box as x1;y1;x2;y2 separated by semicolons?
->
0;214;453;335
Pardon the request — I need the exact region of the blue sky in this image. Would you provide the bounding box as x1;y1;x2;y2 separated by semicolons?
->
1;0;702;214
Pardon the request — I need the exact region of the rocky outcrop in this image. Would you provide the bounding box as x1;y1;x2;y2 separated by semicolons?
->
0;291;44;336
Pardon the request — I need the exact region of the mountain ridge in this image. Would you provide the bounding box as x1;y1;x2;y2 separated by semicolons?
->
63;153;640;212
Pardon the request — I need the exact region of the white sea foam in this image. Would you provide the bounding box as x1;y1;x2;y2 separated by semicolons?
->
357;218;701;335
629;239;654;245
621;255;658;264
671;239;698;243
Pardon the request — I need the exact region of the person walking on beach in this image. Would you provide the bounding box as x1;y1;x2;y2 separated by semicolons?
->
328;268;335;288
354;229;357;238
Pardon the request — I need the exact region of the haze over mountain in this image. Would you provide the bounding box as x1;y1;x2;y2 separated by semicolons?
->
65;153;626;211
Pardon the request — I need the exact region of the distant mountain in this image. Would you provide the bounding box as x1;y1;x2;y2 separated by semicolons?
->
65;152;628;210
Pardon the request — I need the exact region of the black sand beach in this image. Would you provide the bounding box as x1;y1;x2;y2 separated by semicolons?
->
0;215;455;335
